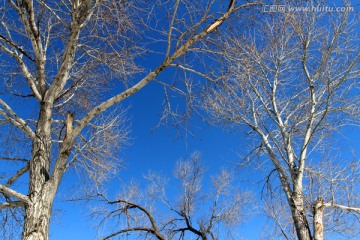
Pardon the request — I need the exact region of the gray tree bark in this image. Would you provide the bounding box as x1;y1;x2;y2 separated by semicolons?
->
22;103;58;240
313;198;325;240
291;193;313;240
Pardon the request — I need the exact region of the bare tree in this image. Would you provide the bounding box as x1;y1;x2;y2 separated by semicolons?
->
93;152;253;240
202;4;360;240
0;0;261;239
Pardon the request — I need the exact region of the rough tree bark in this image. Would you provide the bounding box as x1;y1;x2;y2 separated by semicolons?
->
291;193;312;240
21;101;54;239
313;198;325;240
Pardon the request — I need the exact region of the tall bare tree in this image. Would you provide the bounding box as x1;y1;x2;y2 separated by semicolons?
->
0;0;261;239
202;5;360;240
92;152;253;240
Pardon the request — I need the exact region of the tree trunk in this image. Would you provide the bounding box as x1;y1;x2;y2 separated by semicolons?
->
291;192;313;240
22;102;55;240
313;198;324;240
21;185;56;240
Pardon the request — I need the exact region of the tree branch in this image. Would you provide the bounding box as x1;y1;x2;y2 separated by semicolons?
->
101;195;166;240
36;0;70;28
169;64;218;82
0;201;25;210
101;227;160;240
17;0;47;96
0;157;29;162
5;163;30;187
0;184;30;205
0;42;42;101
0;99;35;139
0;34;35;62
324;202;360;214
